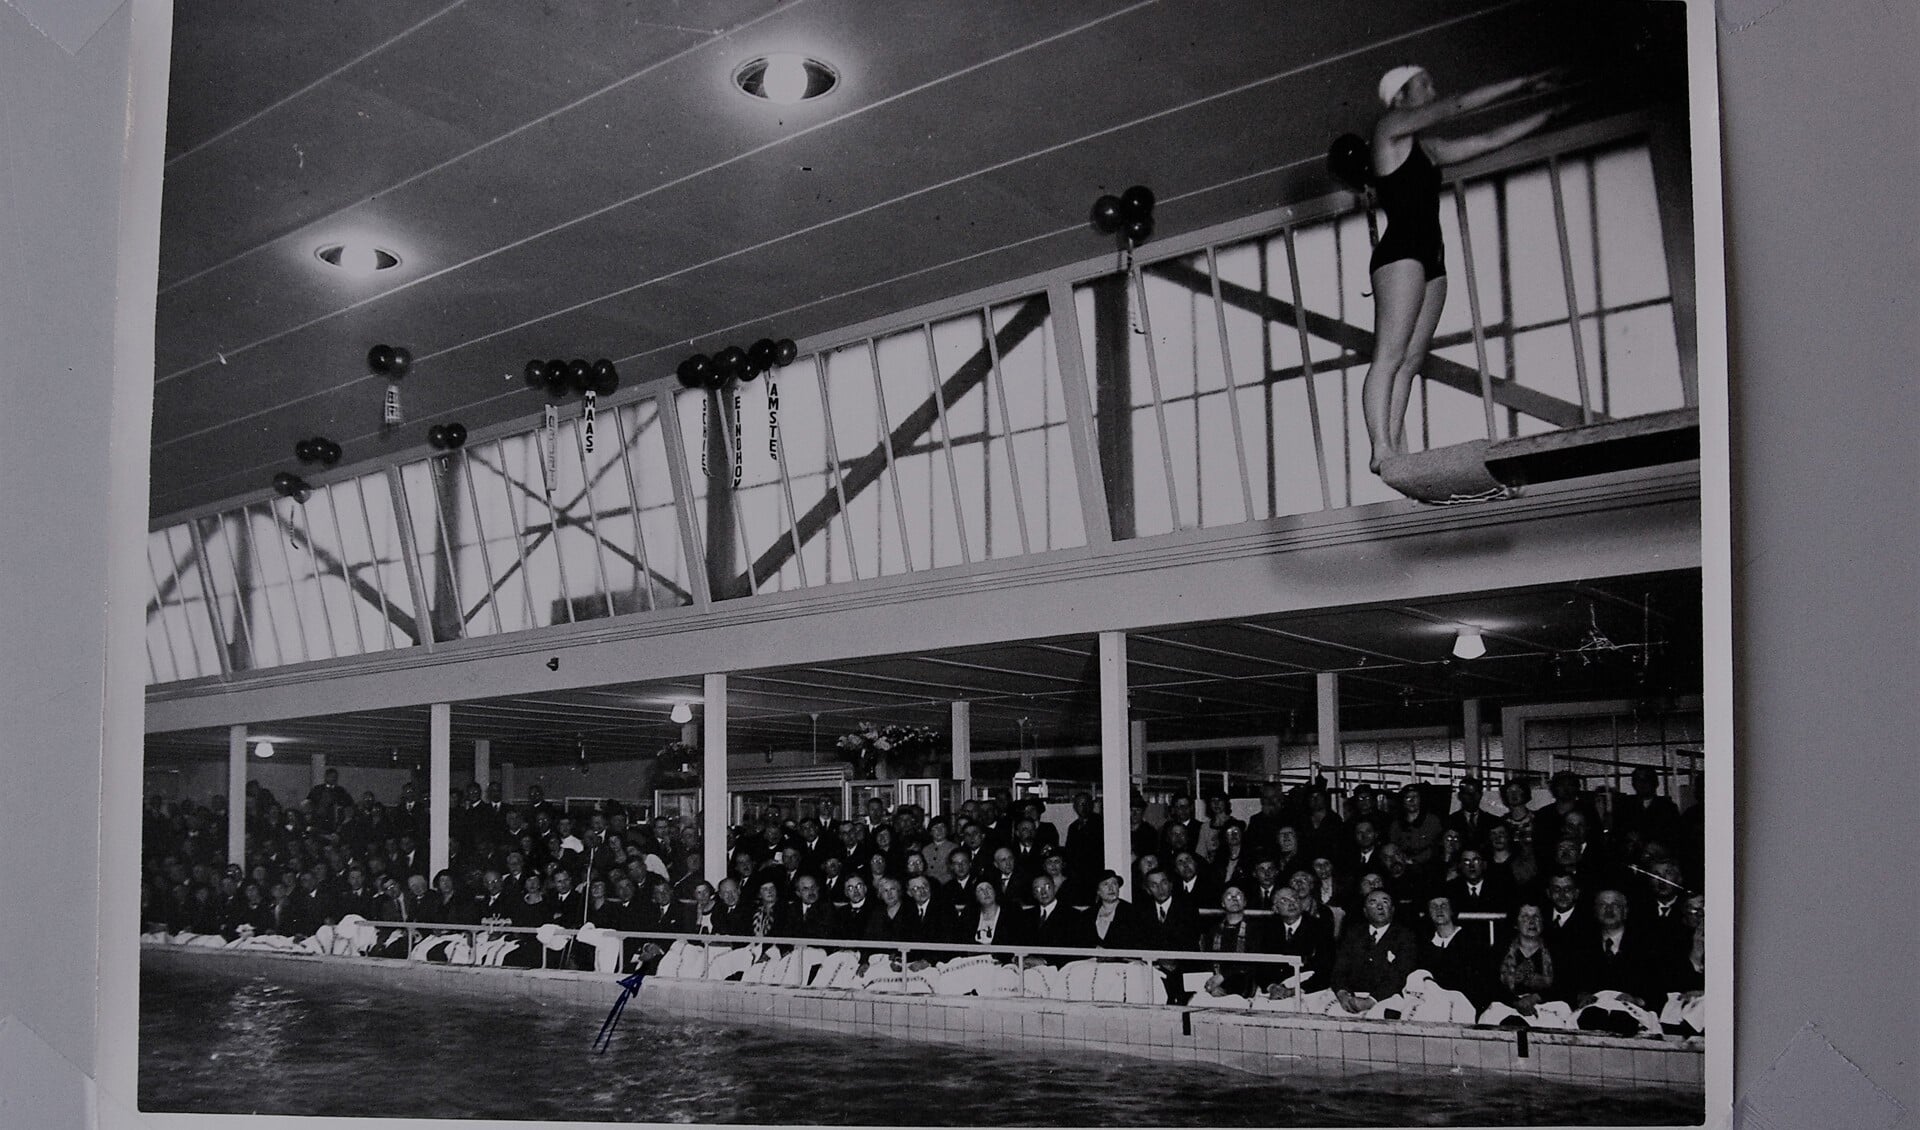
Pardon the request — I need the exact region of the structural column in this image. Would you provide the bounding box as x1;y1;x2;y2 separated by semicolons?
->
1461;699;1483;772
501;761;516;801
226;724;247;868
950;701;972;807
1099;631;1132;875
473;738;492;789
702;674;728;884
429;702;451;877
309;752;326;787
1316;673;1341;771
1129;719;1147;778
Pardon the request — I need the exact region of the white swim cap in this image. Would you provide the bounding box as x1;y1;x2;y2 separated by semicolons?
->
1378;65;1428;109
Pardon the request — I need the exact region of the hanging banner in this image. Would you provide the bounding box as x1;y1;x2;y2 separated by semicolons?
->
700;395;710;478
731;392;744;489
383;382;403;425
583;393;597;455
543;404;559;494
767;380;781;462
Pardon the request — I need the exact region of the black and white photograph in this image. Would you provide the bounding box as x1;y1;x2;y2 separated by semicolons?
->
128;1;1732;1125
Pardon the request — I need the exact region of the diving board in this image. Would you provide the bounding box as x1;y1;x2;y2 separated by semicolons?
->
1379;408;1700;504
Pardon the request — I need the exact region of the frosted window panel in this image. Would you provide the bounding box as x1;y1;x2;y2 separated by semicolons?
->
1594;148;1672;305
1268;378;1324;518
1603;308;1685;417
462;447;536;633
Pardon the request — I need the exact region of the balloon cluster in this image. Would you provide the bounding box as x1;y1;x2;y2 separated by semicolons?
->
1326;134;1373;192
675;337;798;390
523;358;620;399
367;343;413;378
1089;185;1157;244
426;422;469;450
294;436;342;465
270;471;311;501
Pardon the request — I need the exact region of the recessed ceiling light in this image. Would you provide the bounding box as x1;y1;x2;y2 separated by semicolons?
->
734;53;837;104
315;242;401;277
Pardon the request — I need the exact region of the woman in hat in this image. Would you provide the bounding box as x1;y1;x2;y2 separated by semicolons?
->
1362;64;1569;474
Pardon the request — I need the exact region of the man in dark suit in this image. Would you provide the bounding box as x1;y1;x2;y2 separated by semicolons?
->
794;818;837;876
1330;889;1418;1014
1635;859;1693;966
1022;875;1089;961
937;849;979;920
1347;817;1387;877
986;846;1030;908
1246;859;1286;913
1243;783;1289;862
1060;792;1102;885
626;879;680;936
780;875;838;940
1541;872;1597;954
1169;851;1219;911
834;874;876;940
899;876;952;967
1262;889;1336;997
1137;869;1201;952
1445;848;1516;947
1008;818;1048;875
1611;766;1682;852
1445;775;1495;849
753;845;808;903
473;870;518;927
1297;788;1348;865
1561;888;1668;1010
339;865;379;921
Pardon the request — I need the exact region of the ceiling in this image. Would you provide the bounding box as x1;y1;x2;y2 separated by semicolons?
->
150;0;1686;517
143;569;1702;767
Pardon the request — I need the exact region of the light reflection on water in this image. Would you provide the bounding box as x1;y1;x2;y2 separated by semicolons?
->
141;966;1700;1126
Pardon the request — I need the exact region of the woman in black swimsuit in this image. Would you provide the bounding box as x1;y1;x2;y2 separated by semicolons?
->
1364;64;1566;474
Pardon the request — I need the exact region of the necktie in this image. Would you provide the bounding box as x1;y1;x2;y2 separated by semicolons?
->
1158;905;1167;924
1604;937;1616;955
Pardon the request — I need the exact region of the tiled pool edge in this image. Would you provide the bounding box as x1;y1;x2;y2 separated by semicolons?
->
142;944;1703;1093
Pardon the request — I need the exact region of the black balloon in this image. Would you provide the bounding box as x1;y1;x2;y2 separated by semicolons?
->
367;344;395;373
590;358;618;396
1120;185;1156;220
774;338;798;366
524;359;549;388
445;422;468;448
676;355;706;389
388;348;412;378
567;358;592;393
319;440;342;466
1090;194;1124;234
749;338;778;372
545;358;571;398
428;424;449;449
1124;215;1154;244
295;439;318;463
272;471;298;496
714;345;746;378
1326;133;1372;191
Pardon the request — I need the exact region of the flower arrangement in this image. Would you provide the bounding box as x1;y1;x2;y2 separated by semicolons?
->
652;741;701;788
834;722;944;779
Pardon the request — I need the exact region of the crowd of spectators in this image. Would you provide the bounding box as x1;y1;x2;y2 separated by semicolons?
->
142;763;1706;1033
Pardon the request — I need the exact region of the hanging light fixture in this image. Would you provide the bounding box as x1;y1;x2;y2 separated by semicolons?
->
1452;626;1487;660
670;702;693;725
252;740;276;760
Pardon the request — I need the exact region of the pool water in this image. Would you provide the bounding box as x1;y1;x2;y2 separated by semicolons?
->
140;966;1703;1125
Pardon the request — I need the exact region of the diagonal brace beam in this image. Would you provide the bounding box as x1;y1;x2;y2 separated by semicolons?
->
271;514;421;645
744;296;1051;589
1150;261;1600;430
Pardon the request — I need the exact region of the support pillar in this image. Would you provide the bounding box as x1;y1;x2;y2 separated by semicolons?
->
473;739;491;789
702;674;728;884
1099;631;1131;876
950;701;972;808
429;703;451;878
309;752;326;787
226;724;247;868
1316;673;1341;772
501;761;516;801
1129;719;1148;778
1462;699;1483;773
